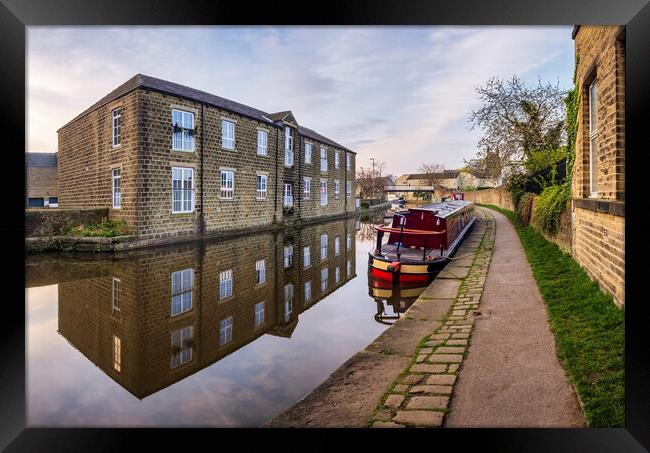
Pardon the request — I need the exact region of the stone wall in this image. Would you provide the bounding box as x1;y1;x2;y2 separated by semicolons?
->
26;166;58;200
451;188;514;212
529;196;573;255
25;208;109;237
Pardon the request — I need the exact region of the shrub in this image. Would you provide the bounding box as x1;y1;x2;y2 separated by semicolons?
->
515;192;534;226
534;183;571;235
53;218;130;238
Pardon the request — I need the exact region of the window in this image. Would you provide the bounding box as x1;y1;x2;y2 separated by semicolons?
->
347;233;351;250
335;151;340;169
257;129;268;156
27;198;44;208
347;259;352;276
335;266;341;283
347;153;351;171
172;109;195;151
320;233;328;260
255;302;265;327
305;143;312;164
171;268;193;316
303;177;311;199
285;127;294;166
335;180;340;199
321;267;328;292
112;109;121;148
588;79;598;197
347;181;352;196
320;148;328;172
320;180;328;206
113;335;121;372
284;284;294;322
49;197;58;205
219;269;233;299
219;317;233;345
304;281;312;303
112;277;120;313
171;325;193;368
222;120;235;150
257;174;268;200
303;246;311;268
112;168;121;209
284;243;294;268
334;236;340;256
172;167;194;213
283;183;293;208
255;259;266;285
220;170;234;199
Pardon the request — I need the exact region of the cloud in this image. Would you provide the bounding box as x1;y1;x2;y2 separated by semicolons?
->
27;26;573;174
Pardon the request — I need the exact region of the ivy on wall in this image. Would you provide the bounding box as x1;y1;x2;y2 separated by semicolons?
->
533;182;571;235
565;56;580;177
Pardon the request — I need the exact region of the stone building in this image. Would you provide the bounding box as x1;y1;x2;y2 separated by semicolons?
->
57;218;357;399
57;74;356;243
25;152;58;207
571;25;625;306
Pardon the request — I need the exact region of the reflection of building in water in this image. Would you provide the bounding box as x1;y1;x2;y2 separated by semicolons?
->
57;218;356;399
367;276;433;325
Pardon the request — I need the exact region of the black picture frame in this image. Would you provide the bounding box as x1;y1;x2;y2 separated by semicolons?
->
3;0;649;450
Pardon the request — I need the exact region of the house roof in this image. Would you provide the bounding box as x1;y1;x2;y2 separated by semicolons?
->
26;152;57;167
60;74;355;153
407;170;459;180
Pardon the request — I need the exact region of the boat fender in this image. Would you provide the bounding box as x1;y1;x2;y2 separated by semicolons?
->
387;262;401;273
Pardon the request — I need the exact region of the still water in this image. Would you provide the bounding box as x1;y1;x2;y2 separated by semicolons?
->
26;214;430;427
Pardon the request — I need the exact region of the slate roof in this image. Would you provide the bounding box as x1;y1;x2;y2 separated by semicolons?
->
407;170;460;180
26;152;57;167
61;74;355;153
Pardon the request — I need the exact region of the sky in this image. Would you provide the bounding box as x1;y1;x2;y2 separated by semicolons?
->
27;26;574;176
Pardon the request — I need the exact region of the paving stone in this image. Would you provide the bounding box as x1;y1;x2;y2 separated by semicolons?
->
436;346;465;354
455;319;475;325
430;333;450;340
393;410;444;427
402;374;424;384
447;364;459;373
393;384;409;393
446;339;468;346
425;374;457;385
426;340;444;347
429;354;463;363
385;394;405;408
371;421;405;428
374;409;393;421
415;354;427;363
451;332;470;339
418;348;433;354
410;364;447;373
409;385;453;395
406;396;449;410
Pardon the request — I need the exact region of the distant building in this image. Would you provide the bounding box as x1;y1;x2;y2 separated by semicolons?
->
571;25;625;306
391;169;499;201
25;152;58;208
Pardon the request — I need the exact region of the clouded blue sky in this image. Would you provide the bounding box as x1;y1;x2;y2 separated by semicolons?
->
27;26;574;176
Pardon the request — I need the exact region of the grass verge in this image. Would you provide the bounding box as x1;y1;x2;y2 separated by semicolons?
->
480;204;624;427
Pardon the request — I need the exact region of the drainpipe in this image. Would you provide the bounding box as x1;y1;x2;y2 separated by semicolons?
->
274;126;279;221
199;103;205;234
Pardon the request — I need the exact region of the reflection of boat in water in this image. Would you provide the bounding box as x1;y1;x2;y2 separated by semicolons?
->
368;275;433;325
368;192;475;283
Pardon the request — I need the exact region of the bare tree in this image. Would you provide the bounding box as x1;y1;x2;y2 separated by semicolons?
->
463;147;502;180
468;75;566;180
418;162;446;187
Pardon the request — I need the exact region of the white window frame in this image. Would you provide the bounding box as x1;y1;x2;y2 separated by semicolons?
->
320;267;328;292
347;233;351;250
285;127;294;167
347;259;352;277
320;147;328;172
304;280;312;303
283;183;293;208
346;181;352;196
219;317;233;345
171;268;194;316
112;277;121;313
220;170;235;200
170;325;193;368
256;173;268;200
320;233;328;261
335;151;340;169
222;119;235;150
113;335;122;372
303;177;311;200
588;79;598;198
335;266;341;283
255;259;266;285
284;283;294;322
347;153;351;171
219;269;233;300
334;236;340;256
171;167;195;214
334;180;341;199
172;109;195;152
257;129;268;156
254;301;265;327
303;246;311;269
112;168;121;209
305;142;312;165
320;180;328;206
284;243;294;268
111;108;121;148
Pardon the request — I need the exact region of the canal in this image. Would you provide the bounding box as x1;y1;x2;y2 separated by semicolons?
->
26;213;430;427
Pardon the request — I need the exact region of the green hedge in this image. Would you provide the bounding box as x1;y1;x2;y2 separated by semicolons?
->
533;183;571;235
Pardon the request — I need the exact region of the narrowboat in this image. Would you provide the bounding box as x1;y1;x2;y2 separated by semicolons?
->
368;192;475;282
